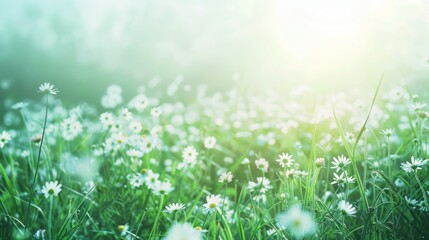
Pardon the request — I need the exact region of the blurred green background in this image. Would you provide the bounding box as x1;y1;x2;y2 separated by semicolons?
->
0;0;428;106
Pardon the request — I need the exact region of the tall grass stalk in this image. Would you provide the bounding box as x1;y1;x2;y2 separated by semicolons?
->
25;94;50;228
332;76;383;214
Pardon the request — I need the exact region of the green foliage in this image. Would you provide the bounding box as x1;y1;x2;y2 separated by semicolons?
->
0;81;429;239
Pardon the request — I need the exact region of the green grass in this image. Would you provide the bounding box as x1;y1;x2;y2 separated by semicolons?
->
0;81;428;239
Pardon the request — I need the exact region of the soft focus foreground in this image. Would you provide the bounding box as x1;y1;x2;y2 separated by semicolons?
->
0;80;428;239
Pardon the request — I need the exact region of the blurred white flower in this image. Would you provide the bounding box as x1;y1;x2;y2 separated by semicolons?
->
409;102;426;112
255;158;269;172
107;85;122;95
182;146;198;166
11;101;29;110
151;107;162;118
394;178;405;188
129;121;142;133
100;112;114;128
381;128;396;138
276;205;317;239
152;181;174;195
241;158;250;165
164;222;201;240
203;136;216;149
248;177;272;194
0;130;11;148
101;85;122;109
315;157;325;167
121;108;133;121
420;56;429;67
129;174;144;188
61;116;82;141
218;171;233;183
33;229;46;240
129;94;148;112
144;170;160;188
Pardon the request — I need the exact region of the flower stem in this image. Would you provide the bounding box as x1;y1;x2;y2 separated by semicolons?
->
48;197;53;240
149;195;164;238
387;137;391;178
26;95;49;228
415;172;429;208
211;210;217;240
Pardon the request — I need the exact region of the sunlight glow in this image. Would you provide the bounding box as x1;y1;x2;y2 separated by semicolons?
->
276;1;368;56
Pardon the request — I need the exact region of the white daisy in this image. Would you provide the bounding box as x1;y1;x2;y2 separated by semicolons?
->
255;158;269;173
0;130;11;148
203;194;223;212
33;229;46;240
129;174;144;188
118;224;129;236
331;155;351;172
165;203;186;213
276;153;295;168
182;146;198;166
401;156;428;173
381;128;396;138
144;170;160;188
338;200;357;216
100;112;114;129
332;172;355;187
194;226;208;233
248;177;273;194
41;181;62;198
152;181;174;195
38;82;59;95
405;196;418;207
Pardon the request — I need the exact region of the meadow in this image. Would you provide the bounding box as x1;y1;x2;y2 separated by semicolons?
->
0;79;428;239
